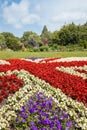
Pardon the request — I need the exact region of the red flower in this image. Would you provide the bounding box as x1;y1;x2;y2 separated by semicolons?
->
0;74;23;102
0;95;3;102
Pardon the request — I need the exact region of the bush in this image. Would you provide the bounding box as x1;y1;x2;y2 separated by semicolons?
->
79;40;87;49
39;46;49;51
33;48;40;52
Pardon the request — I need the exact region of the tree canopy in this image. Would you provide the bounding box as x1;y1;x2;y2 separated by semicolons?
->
0;22;87;51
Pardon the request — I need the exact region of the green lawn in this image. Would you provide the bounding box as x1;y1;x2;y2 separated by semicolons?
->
0;50;87;59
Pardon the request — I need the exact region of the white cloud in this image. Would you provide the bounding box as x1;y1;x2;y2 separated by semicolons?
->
2;0;40;28
35;4;40;12
52;12;87;23
37;0;87;32
1;0;87;36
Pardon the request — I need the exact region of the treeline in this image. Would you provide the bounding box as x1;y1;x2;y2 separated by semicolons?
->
0;22;87;51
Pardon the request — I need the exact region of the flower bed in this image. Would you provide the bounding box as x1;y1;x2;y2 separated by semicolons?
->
0;74;23;102
0;57;87;130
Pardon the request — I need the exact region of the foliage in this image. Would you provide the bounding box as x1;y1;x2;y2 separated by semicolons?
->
1;22;87;51
39;46;49;51
21;31;42;48
51;31;60;45
1;32;21;51
41;25;52;45
0;34;7;49
1;32;15;39
79;40;87;49
50;44;59;51
33;48;40;52
58;23;80;45
6;37;22;51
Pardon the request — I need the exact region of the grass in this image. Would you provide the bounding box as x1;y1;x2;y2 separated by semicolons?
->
0;50;87;59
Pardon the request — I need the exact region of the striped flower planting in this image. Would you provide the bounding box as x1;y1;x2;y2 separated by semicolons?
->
0;57;87;130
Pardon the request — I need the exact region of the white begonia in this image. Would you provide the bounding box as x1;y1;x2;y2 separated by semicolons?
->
6;70;12;75
56;65;87;79
0;60;10;65
5;111;17;121
0;117;9;130
0;72;5;76
49;57;87;63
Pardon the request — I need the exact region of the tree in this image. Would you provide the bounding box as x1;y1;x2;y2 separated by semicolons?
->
79;23;87;42
0;34;7;50
51;31;60;45
1;32;22;51
41;25;52;45
6;37;22;51
1;32;14;39
58;23;80;46
79;40;87;49
41;25;48;35
21;31;42;48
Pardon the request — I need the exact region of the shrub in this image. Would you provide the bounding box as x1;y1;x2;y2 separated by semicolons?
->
39;46;49;51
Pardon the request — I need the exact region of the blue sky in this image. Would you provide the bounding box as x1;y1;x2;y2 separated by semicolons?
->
0;0;87;37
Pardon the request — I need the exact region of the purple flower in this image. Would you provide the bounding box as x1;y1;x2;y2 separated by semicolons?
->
63;111;68;119
40;128;47;130
27;57;44;61
38;120;42;125
65;128;70;130
21;119;26;123
29;98;34;104
39;110;45;116
41;102;46;108
55;119;61;125
42;120;48;125
16;117;18;122
28;108;35;114
49;121;54;128
20;113;28;118
53;115;58;120
37;92;43;97
45;113;49;118
15;92;76;129
31;125;38;130
56;124;62;129
29;121;35;125
20;106;26;112
66;120;71;127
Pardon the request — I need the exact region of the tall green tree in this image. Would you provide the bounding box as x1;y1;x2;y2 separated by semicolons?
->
41;25;52;45
41;25;48;34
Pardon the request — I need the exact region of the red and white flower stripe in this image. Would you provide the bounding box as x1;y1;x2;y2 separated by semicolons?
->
56;65;87;79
